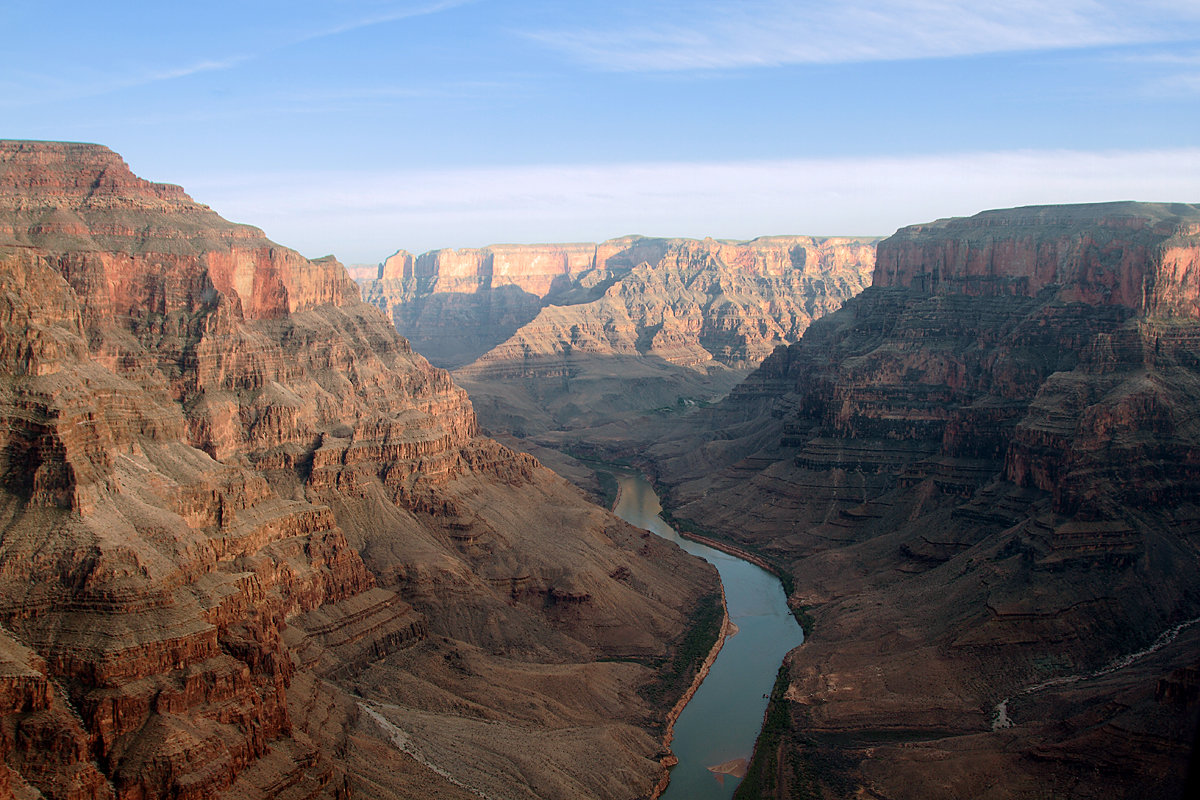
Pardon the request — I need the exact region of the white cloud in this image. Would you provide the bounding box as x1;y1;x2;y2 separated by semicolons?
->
527;0;1200;71
178;148;1200;263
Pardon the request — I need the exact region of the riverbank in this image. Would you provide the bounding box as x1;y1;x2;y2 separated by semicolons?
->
650;590;733;799
654;509;814;638
611;472;803;800
665;529;778;579
609;475;733;800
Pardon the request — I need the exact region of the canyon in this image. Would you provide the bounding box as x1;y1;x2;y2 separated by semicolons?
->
633;202;1200;799
5;137;1197;800
359;236;875;481
0;141;721;800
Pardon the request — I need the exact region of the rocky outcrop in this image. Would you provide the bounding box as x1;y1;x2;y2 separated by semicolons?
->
0;141;718;800
364;238;650;369
645;202;1200;799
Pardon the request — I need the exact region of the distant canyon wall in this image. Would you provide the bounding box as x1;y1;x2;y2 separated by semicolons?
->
362;235;877;442
364;235;877;369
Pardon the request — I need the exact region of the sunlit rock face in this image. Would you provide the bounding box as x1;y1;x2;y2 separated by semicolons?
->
0;140;718;800
648;202;1200;800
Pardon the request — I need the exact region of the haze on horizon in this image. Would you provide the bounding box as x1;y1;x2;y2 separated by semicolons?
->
4;0;1199;263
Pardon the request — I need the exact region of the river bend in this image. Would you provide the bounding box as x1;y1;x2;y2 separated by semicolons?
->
611;472;803;799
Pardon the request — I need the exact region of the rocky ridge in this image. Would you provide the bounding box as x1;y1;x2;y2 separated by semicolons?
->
644;202;1200;799
362;236;875;458
0;141;718;800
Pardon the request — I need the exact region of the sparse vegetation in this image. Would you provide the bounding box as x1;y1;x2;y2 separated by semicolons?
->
735;664;794;798
637;591;724;713
736;665;857;799
593;468;620;510
792;605;815;638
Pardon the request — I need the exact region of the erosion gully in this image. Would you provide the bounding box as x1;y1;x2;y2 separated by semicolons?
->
610;470;803;800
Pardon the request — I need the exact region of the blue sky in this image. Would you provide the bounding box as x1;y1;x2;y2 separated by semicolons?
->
4;1;1200;262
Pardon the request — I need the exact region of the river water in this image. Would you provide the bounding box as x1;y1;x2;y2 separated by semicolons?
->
611;472;804;800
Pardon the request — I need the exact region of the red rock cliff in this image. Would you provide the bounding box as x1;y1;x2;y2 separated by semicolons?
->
365;235;876;368
0;141;718;800
381;241;604;296
1;141;359;321
874;201;1200;316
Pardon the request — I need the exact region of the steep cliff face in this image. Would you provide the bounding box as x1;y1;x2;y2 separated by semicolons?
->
0;141;718;800
470;236;873;369
647;202;1200;800
380;241;609;295
875;202;1200;317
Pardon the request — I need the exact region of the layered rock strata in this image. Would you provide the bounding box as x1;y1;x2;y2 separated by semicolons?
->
0;140;718;800
362;236;876;457
645;202;1200;799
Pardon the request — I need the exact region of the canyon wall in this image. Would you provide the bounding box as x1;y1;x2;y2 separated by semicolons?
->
874;202;1200;317
365;237;666;369
366;235;875;370
644;202;1200;800
363;236;876;469
0;141;718;800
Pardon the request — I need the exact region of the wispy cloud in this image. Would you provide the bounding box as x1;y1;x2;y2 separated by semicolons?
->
0;52;250;110
527;0;1200;71
1118;47;1200;96
0;0;472;108
1150;72;1200;96
75;80;521;129
143;57;252;83
179;148;1200;262
1122;49;1200;67
294;0;475;43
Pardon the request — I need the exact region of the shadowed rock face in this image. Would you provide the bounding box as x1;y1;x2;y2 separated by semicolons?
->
0;141;718;800
361;236;876;456
646;202;1200;800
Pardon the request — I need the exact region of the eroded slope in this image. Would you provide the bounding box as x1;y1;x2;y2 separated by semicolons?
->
0;141;718;800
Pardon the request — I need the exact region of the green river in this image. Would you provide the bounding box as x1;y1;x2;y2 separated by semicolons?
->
611;472;804;799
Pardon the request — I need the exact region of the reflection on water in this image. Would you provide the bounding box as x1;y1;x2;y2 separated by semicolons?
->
611;472;804;800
